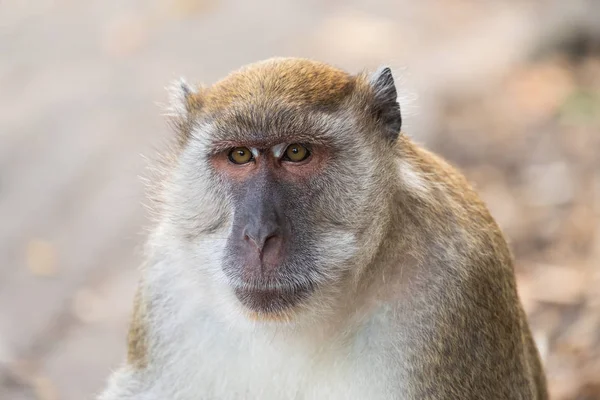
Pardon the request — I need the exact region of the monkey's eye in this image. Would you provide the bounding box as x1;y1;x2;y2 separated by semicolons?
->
228;147;254;164
283;144;310;162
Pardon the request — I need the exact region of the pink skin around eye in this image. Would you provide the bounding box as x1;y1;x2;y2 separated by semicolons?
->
210;143;328;182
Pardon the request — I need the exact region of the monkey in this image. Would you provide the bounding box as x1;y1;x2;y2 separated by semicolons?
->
98;57;548;400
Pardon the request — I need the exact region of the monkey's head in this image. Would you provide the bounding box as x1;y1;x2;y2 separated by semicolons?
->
161;58;402;322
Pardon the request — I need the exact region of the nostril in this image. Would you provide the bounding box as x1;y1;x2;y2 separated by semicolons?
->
262;233;276;246
261;234;283;266
244;233;260;251
262;234;279;251
243;228;279;253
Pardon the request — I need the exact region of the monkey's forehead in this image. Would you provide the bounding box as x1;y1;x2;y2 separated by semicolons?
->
203;101;350;148
202;58;357;112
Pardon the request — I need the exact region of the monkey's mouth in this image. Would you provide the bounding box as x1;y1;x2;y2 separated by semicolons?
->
233;285;313;315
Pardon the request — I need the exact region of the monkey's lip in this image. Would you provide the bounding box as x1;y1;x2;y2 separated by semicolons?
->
233;285;313;314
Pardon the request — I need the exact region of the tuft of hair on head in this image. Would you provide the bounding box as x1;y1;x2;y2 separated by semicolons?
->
368;66;402;141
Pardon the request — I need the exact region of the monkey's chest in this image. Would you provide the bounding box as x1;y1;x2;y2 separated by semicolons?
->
157;330;401;400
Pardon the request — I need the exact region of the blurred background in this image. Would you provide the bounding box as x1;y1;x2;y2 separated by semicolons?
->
1;0;599;399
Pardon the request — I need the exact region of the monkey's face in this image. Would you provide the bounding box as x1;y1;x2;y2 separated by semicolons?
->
172;111;387;320
165;59;401;320
216;143;326;315
208;124;376;318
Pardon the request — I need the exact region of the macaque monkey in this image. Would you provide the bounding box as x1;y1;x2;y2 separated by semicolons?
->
99;58;547;399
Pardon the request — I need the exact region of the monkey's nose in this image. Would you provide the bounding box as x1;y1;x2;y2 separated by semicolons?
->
243;224;280;255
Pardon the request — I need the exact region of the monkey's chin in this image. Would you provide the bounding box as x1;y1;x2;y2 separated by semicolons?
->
233;286;313;320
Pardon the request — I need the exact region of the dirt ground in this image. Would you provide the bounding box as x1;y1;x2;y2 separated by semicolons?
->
1;0;599;399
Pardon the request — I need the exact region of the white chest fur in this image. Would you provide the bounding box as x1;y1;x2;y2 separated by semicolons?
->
136;311;403;400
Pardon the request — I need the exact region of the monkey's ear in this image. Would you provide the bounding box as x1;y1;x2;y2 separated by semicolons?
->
369;67;402;141
167;78;203;117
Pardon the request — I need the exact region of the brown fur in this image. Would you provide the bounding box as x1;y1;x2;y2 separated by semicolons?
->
126;287;148;369
389;137;549;398
198;58;355;113
173;58;357;146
